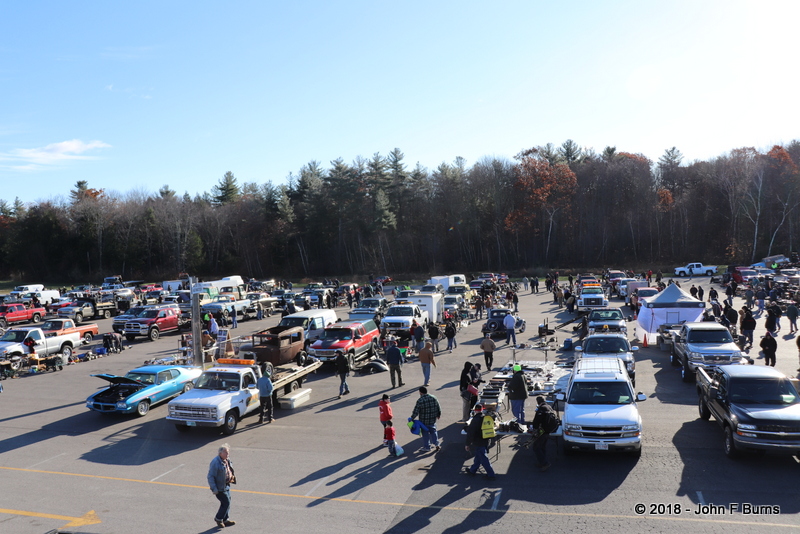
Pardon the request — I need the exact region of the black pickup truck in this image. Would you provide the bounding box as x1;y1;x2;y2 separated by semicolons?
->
696;365;800;458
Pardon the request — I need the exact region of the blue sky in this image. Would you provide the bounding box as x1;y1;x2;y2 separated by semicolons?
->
1;1;798;204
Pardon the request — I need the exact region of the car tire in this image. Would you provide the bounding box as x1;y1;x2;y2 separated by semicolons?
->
182;382;194;393
136;400;150;417
32;313;41;323
83;332;94;344
368;340;378;358
519;323;526;333
295;352;306;367
698;397;711;420
706;271;713;276
724;425;740;459
681;363;694;383
284;379;301;395
222;410;238;435
348;353;356;371
262;362;274;378
75;313;83;323
103;310;111;319
148;328;160;341
60;345;73;360
0;319;6;329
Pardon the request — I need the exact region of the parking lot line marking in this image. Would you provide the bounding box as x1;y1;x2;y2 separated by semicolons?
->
26;453;65;469
696;491;705;505
1;466;798;529
150;464;184;482
305;475;330;496
0;508;100;528
491;490;502;510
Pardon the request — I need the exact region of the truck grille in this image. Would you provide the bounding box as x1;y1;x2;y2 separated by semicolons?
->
584;298;603;306
384;322;407;329
578;426;624;438
171;405;215;420
702;355;731;363
125;322;144;333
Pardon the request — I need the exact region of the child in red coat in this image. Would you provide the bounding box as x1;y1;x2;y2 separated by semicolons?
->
379;394;393;444
384;421;397;456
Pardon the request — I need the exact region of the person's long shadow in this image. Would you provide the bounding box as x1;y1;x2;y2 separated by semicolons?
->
291;447;380;488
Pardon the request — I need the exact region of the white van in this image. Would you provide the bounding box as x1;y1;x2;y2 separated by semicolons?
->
278;309;339;347
10;284;45;299
22;290;61;306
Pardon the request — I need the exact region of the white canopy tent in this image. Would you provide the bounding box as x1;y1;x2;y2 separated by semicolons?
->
635;283;705;342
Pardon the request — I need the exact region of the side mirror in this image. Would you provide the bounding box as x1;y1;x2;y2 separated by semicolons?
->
709;385;720;398
556;393;565;401
354;334;362;340
247;384;257;390
574;346;583;352
631;346;639;352
636;393;647;402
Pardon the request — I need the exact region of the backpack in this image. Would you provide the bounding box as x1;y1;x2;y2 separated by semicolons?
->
481;415;496;439
541;408;560;434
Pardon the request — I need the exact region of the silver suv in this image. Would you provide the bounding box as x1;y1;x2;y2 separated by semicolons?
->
576;332;638;386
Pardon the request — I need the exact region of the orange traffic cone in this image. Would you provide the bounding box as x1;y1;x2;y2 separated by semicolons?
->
643;334;648;348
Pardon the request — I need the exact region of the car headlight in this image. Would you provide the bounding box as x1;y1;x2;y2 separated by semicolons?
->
688;352;703;361
622;424;640;432
86;400;93;407
737;423;756;431
565;424;582;431
731;351;742;358
116;401;127;410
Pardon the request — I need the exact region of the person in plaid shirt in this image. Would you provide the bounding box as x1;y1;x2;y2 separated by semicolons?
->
410;386;442;452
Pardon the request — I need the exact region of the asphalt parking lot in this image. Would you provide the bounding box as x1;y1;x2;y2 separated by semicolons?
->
2;277;800;533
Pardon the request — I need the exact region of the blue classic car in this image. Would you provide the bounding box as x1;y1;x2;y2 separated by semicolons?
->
86;365;203;416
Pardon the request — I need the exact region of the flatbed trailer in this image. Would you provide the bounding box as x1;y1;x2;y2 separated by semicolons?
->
270;359;323;396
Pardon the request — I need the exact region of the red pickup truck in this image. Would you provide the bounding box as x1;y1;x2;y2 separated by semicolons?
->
122;305;183;341
0;303;46;328
308;319;381;369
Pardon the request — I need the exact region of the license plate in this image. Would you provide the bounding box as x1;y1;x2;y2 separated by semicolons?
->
595;442;609;450
186;421;196;426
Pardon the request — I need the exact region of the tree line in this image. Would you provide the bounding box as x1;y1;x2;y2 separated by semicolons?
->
1;141;799;283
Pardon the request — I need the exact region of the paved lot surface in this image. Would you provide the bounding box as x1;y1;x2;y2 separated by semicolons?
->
2;277;800;533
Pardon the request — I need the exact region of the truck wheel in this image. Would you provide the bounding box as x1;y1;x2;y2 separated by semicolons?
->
348;353;356;370
83;332;94;344
125;335;136;342
148;328;160;341
724;426;740;459
368;341;378;358
265;308;272;317
222;309;229;318
60;345;73;360
103;310;111;319
698;398;711;420
295;352;306;367
0;319;6;329
681;364;694;383
31;313;41;323
284;380;301;395
222;410;238;435
75;313;83;323
175;424;190;432
136;400;150;417
706;270;713;276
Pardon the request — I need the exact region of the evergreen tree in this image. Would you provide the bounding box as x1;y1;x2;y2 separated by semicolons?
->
212;171;240;205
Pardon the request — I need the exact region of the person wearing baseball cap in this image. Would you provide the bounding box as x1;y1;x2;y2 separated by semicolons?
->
508;363;528;424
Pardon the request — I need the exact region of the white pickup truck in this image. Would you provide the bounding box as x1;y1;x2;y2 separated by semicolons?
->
167;358;321;434
674;263;718;277
380;303;429;334
0;326;82;362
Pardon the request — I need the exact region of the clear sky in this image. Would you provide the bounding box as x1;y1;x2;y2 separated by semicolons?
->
2;1;798;204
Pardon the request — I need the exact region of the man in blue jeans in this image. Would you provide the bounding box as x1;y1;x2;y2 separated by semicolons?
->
464;404;496;479
503;312;517;345
207;443;236;528
410;386;441;452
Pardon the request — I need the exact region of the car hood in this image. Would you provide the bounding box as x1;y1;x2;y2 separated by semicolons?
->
565;403;641;426
171;388;237;405
312;339;351;350
686;342;739;353
733;403;800;423
352;307;378;313
91;374;145;386
0;341;24;352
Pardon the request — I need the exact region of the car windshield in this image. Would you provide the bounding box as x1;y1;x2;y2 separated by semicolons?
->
568;381;634;404
421;286;437;292
124;307;147;317
444;297;458;305
322;328;352;340
739;270;757;276
280;317;310;328
686;329;734;343
195;372;240;391
582;288;603;295
360;299;381;308
386;307;413;317
40;321;62;330
489;310;509;319
0;306;8;313
729;378;800;405
589;310;623;321
638;289;658;297
124;372;156;385
448;287;465;294
272;290;286;297
139;310;159;319
583;338;630;353
0;330;26;342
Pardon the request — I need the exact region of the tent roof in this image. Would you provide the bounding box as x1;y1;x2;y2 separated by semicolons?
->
644;283;704;308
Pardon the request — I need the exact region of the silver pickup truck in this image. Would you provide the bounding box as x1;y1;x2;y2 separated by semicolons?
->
668;322;747;382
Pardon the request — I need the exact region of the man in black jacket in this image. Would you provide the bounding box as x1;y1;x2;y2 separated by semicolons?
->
335;350;350;398
531;396;555;471
508;364;528;424
464;404;496;479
